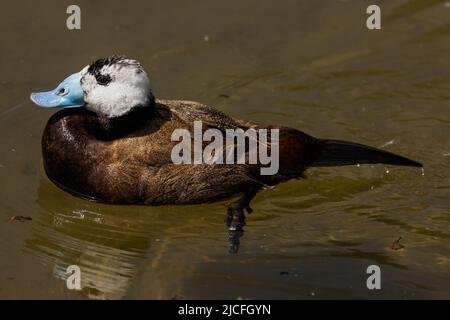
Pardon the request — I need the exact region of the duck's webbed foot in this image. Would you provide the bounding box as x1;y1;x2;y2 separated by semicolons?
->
226;187;260;254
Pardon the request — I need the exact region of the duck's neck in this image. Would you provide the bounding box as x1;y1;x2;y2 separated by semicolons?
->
86;95;155;140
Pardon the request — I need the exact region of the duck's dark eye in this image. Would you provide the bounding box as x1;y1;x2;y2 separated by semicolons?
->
56;87;67;96
96;74;112;86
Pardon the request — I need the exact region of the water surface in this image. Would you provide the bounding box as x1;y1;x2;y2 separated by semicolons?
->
0;0;449;299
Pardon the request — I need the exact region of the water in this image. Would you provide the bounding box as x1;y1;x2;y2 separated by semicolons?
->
0;0;449;299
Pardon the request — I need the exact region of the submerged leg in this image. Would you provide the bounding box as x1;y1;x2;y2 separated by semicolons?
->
226;186;260;254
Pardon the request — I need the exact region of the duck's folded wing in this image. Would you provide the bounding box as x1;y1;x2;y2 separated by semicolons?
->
160;99;254;131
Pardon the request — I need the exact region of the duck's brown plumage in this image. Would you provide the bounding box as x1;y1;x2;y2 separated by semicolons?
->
42;97;423;207
42;99;324;204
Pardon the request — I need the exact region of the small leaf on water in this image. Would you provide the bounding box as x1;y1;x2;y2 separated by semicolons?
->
390;237;404;250
171;293;185;300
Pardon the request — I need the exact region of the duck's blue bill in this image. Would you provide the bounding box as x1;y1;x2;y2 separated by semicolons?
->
30;72;85;108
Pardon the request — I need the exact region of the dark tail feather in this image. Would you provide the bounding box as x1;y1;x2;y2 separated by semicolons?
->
312;139;422;168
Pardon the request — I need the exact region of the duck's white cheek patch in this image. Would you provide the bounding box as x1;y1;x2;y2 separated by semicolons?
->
85;82;150;118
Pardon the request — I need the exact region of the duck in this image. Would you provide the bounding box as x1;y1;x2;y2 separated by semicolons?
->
30;55;422;223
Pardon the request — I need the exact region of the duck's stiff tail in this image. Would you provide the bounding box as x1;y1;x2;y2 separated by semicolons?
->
311;139;422;168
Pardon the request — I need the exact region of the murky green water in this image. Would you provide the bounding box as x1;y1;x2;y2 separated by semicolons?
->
0;0;449;299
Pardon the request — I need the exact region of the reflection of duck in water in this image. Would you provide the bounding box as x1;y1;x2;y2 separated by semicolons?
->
28;178;198;299
30;55;421;239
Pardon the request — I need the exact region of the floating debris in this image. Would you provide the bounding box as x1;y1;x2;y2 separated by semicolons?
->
421;168;425;176
379;139;395;148
203;34;210;42
171;293;185;300
9;216;32;223
390;237;404;250
279;271;290;276
385;169;390;174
